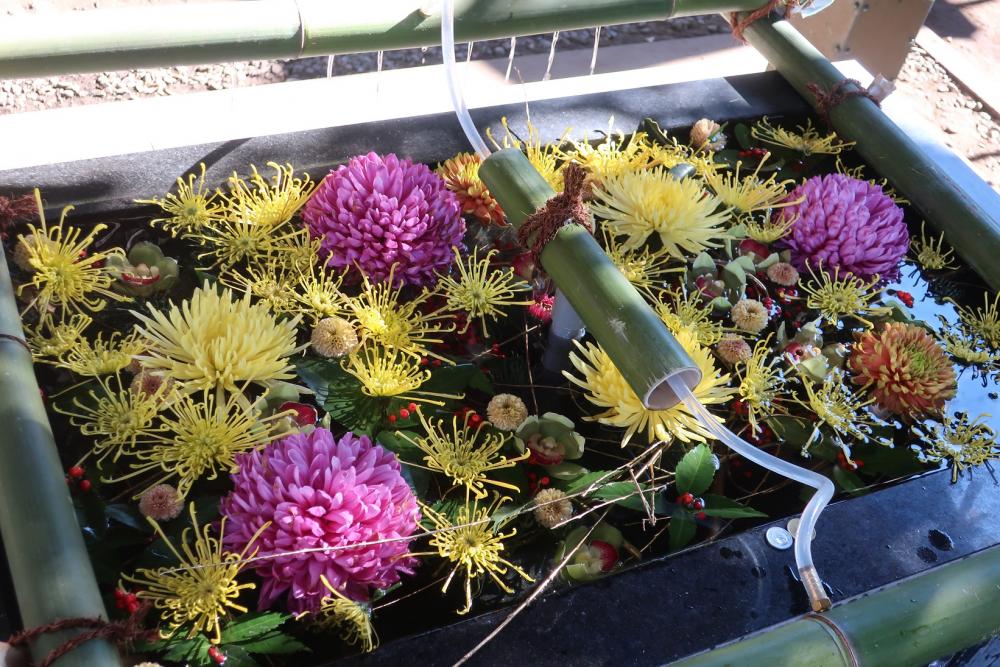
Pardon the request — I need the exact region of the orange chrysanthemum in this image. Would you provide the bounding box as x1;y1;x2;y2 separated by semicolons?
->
848;322;956;419
436;153;505;226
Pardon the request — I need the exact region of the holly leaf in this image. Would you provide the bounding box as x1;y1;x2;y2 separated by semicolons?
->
216;645;260;667
561;470;616;495
595;482;669;515
237;631;310;655
161;634;210;663
675;444;716;495
669;511;697;551
700;494;768;519
220;612;291;644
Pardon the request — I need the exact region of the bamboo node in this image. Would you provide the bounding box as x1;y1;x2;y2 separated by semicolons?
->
516;162;593;264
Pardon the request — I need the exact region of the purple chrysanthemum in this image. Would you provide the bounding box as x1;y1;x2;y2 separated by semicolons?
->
303;152;465;286
778;174;908;281
220;428;421;613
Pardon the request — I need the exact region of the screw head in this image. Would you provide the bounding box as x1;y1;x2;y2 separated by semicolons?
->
766;526;794;550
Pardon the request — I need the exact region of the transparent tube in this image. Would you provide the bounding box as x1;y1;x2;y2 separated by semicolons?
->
441;0;491;159
667;375;834;611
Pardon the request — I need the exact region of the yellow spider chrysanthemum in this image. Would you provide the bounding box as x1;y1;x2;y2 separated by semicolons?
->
603;229;679;298
799;264;890;328
310;575;378;653
132;283;302;397
55;374;164;465
751;117;854;156
558;128;656;184
136;163;226;237
591;168;730;256
223;162;316;230
418;496;533;615
437;247;531;337
55;330;144;376
26;313;92;360
487;117;569;192
342;345;460;406
918;413;998;482
266;227;323;273
737;336;786;435
218;263;298;316
703;153;799;214
188;217;307;270
937;321;999;367
398;409;528;500
109;391;287;497
911;221;957;271
287;260;347;324
947;291;1000;349
565;328;735;446
793;369;877;456
655;287;727;346
742;211;796;244
122;504;264;643
346;267;452;358
16;190;128;320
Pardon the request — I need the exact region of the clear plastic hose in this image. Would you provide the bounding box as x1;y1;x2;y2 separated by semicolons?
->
441;0;491;159
667;375;834;611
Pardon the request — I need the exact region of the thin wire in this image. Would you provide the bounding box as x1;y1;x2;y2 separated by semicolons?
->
325;55;335;78
589;26;602;75
543;31;560;81
505;36;517;82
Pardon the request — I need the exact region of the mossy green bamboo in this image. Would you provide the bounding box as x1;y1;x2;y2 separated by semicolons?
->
0;251;120;666
480;148;700;409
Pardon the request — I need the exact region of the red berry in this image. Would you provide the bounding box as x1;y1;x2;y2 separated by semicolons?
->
399;408;410;419
539;476;551;486
678;492;694;506
693;498;705;510
68;465;85;479
432;359;442;367
696;512;707;520
208;646;227;664
408;402;417;412
527;472;538;481
388;415;397;423
78;479;92;492
420;357;429;366
113;589;125;599
470;414;482;425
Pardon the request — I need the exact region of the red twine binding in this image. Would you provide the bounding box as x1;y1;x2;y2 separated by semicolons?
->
730;0;783;44
806;78;882;128
7;603;154;667
0;333;31;354
516;162;593;264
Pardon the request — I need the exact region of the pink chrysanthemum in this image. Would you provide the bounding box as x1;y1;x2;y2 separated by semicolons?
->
221;428;421;613
303;152;464;286
778;174;908;281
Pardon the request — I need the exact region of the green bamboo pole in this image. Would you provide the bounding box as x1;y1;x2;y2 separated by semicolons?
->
739;15;1000;291
0;252;121;666
670;545;1000;667
480;148;700;409
0;0;768;79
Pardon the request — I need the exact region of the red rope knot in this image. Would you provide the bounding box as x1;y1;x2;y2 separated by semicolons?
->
8;603;155;667
807;77;888;128
516;162;594;264
730;0;784;44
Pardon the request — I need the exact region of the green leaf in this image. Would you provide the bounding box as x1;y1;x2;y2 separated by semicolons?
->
162;634;210;663
237;631;310;655
561;470;615;495
767;415;816;449
675;444;716;495
669;511;697;551
217;645;260;667
734;123;753;150
597;482;670;515
700;494;768;519
105;503;149;532
833;466;867;496
220;612;291;644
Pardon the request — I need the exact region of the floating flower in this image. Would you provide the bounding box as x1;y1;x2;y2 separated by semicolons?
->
223;162;316;230
109;391;287;497
848;323;956;419
778;174;908;281
437;247;531;337
690;118;725;152
533;488;573;529
731;298;769;334
138;483;183;521
656;287;727;346
715;333;751;366
703;153;799;214
218;262;298;316
312;575;378;653
189;216;307;270
311;316;360;358
528;293;554;323
556;521;623;582
136;163;225;237
303;152;464;286
487;118;568;192
221;428;421;613
514;412;585;466
15;190;128;320
559;129;655;184
591;169;730;257
346;265;451;357
800;264;890;328
436;152;504;226
55;374;162;464
132;283;302;397
104;242;179;297
936;319;999;368
751;117;854;155
486;393;529;431
26;313;91;360
766;261;799;287
566;329;735;446
343;345;458;406
917;413;999;482
398;409;527;499
794;369;877;455
910;221;957;271
738;337;785;435
948;291;1000;349
122;504;263;643
744;211;796;244
56;331;144;376
418;496;533;615
603;228;678;297
286;259;346;323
